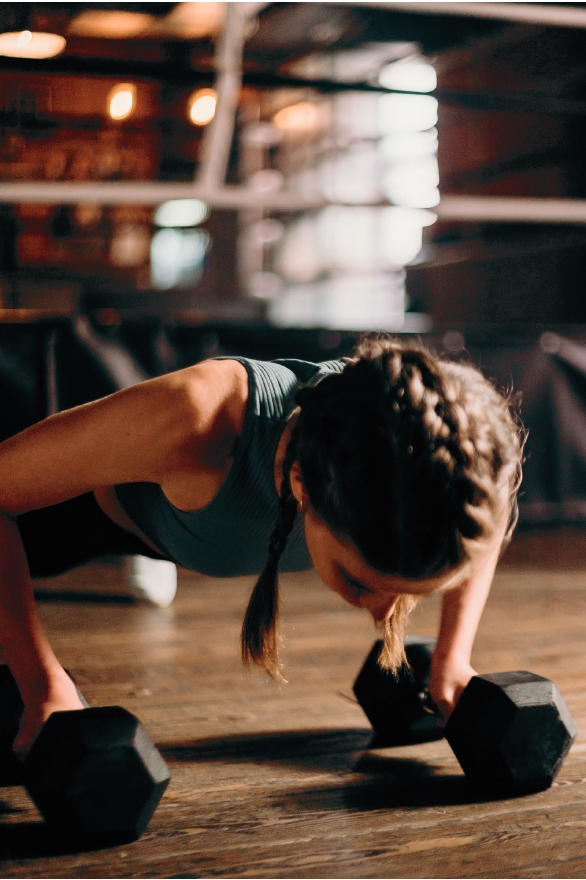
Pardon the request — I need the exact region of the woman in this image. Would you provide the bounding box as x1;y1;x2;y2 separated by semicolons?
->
0;335;522;757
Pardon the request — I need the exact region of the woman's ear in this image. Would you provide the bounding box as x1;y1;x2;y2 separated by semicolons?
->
289;461;308;509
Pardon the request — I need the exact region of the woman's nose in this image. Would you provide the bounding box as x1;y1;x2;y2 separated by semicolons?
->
368;595;399;623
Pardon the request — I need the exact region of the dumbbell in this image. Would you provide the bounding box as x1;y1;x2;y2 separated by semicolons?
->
353;636;443;746
353;638;578;795
0;665;170;839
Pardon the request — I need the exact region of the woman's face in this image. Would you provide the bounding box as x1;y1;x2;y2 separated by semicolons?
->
301;503;462;622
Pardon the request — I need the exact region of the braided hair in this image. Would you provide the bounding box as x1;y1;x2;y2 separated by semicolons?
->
242;334;523;677
241;433;299;679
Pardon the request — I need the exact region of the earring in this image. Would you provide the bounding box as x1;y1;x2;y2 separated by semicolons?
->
297;497;306;512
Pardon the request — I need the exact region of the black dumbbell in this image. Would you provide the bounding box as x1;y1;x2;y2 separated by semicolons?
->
353;636;444;746
354;638;578;794
444;669;577;794
0;665;170;839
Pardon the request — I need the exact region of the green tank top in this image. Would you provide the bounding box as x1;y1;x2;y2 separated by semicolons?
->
115;357;344;577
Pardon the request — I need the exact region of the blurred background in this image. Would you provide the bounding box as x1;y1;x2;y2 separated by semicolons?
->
2;0;586;526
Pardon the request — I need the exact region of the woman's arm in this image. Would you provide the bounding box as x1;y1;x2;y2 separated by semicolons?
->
429;542;500;721
0;359;248;753
0;359;247;515
0;513;84;755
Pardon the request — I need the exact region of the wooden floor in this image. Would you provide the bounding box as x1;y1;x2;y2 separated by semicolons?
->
2;531;586;878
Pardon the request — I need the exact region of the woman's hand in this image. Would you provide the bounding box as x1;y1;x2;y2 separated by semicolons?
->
13;669;85;759
431;544;501;723
429;652;477;724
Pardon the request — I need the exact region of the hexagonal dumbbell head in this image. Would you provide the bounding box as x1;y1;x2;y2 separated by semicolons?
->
353;637;444;746
445;671;577;794
23;706;170;839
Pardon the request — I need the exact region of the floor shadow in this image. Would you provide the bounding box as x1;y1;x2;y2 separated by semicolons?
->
0;798;27;818
34;589;134;605
160;727;374;774
275;768;471;814
272;753;517;814
0;817;131;860
159;728;523;812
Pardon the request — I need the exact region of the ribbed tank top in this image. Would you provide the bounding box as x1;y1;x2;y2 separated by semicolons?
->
115;357;344;577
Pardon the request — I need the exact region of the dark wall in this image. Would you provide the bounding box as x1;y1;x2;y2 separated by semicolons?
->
418;25;586;326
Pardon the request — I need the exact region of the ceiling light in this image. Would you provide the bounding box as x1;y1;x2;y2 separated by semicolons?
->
108;84;137;121
188;89;217;126
157;3;226;38
154;199;210;228
68;11;154;39
379;56;437;93
0;30;65;59
273;102;321;132
379;94;438;134
379;129;438;162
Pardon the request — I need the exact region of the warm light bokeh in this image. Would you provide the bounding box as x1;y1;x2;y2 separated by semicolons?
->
273;102;321;132
158;3;226;38
68;11;154;38
108;84;137;121
188;89;217;126
0;30;66;59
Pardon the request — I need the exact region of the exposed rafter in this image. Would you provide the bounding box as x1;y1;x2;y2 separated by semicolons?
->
436;196;586;224
338;2;586;29
196;2;267;192
1;182;586;226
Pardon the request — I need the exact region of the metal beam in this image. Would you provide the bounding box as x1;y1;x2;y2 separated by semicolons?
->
436;196;586;224
196;2;268;193
2;183;586;225
0;181;325;211
338;2;586;29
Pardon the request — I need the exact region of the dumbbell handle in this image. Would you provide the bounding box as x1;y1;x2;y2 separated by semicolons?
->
0;666;88;786
416;688;441;717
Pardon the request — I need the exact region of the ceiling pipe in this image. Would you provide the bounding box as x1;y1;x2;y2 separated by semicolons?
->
195;2;267;193
0;181;325;211
436;196;586;224
2;182;586;224
338;2;586;29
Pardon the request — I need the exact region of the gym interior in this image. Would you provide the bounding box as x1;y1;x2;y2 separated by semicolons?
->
1;2;586;877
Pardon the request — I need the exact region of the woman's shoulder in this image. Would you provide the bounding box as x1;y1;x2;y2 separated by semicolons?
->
150;359;250;509
147;354;347;425
166;355;346;435
177;358;249;439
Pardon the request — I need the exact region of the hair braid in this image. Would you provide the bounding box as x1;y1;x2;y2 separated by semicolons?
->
395;350;483;548
297;337;520;668
241;429;299;678
242;333;523;676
